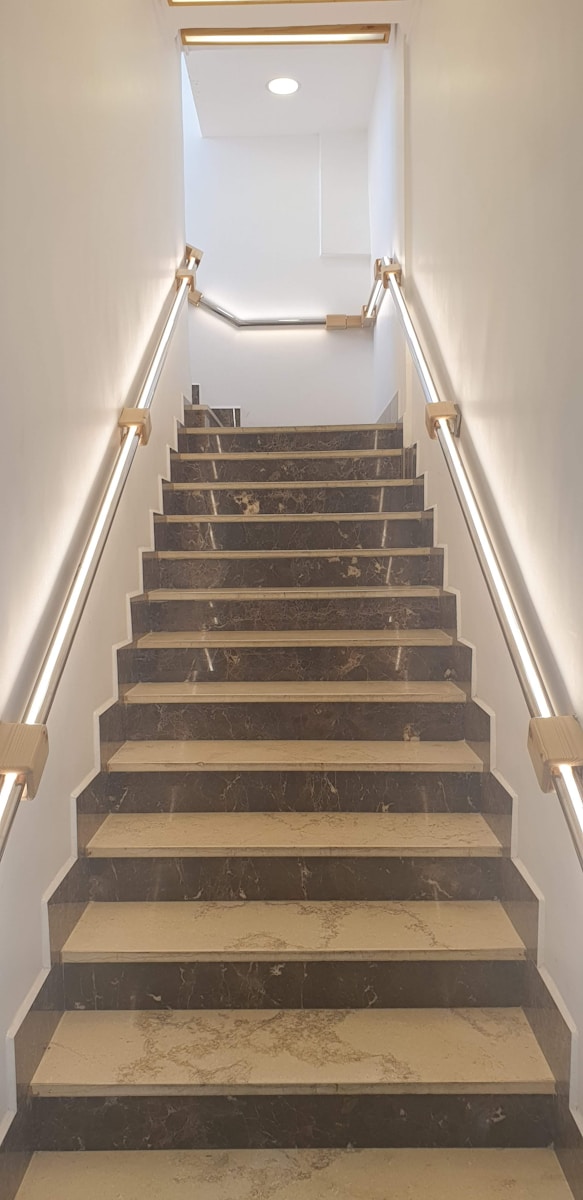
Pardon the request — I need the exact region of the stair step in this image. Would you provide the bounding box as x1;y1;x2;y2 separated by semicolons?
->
146;547;435;558
142;548;444;590
177;430;403;454
122;680;467;704
61;899;523;962
154;512;432;552
106;740;486;774
182;423;402;434
83;811;501;858
171;447;410;482
143;585;442;601
162;480;424;516
165;479;417;490
135;628;455;647
174;448;405;459
15;1148;574;1200
156;511;427;525
30;1007;555;1096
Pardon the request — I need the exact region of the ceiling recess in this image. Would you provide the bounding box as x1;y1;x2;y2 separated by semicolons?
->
181;25;390;47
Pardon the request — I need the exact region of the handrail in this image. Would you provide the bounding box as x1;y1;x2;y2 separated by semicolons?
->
190;259;387;331
0;246;198;862
198;297;327;329
383;258;583;869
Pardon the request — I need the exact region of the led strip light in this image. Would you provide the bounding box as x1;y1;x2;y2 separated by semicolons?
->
0;256;195;857
386;269;583;862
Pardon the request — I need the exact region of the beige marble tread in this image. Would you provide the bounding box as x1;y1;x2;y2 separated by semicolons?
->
123;680;467;705
61;900;524;963
144;585;442;601
174;447;404;459
84;811;502;859
181;423;400;434
107;739;485;774
164;478;418;491
30;1007;555;1097
155;511;427;524
16;1149;574;1200
145;547;437;559
136;628;455;648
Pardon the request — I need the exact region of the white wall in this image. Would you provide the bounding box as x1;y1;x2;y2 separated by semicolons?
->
403;0;583;1116
183;68;374;425
368;34;406;421
0;0;189;1129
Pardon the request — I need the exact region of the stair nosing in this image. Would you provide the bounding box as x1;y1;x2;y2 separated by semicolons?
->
164;479;419;491
180;423;401;434
121;680;467;705
154;511;428;524
144;547;438;559
140;585;445;601
61;899;524;964
29;1007;556;1099
105;739;486;774
173;448;404;460
132;629;456;648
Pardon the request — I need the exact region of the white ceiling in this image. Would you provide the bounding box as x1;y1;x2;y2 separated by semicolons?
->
185;44;385;137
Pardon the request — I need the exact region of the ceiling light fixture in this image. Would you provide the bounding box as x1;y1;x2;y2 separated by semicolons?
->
181;25;390;47
267;77;299;95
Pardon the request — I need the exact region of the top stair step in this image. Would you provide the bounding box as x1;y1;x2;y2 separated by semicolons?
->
178;424;402;454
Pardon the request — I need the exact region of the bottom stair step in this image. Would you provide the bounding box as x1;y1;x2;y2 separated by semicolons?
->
16;1148;574;1199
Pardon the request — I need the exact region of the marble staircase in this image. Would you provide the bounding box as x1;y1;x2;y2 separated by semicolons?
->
13;413;575;1198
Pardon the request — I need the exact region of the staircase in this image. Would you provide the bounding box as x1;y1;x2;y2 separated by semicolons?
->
15;410;574;1197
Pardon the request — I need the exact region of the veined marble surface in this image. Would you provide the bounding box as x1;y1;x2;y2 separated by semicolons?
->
31;1007;554;1097
16;1149;574;1200
61;899;525;963
107;739;485;773
85;810;502;858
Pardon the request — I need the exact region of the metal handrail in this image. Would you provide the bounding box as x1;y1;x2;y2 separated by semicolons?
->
192;261;387;331
0;248;197;861
3;247;580;874
199;297;327;329
384;262;583;868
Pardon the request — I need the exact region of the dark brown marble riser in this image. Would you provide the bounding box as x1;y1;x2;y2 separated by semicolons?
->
29;1092;556;1152
171;452;412;484
102;699;483;745
130;594;456;636
61;959;527;1012
177;427;403;452
153;515;434;552
162;483;425;517
117;643;471;686
142;551;443;591
52;855;524;904
209;408;240;427
77;770;491;816
185;409;223;428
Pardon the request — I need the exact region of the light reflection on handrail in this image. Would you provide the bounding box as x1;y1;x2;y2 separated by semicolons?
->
0;251;196;861
385;265;583;868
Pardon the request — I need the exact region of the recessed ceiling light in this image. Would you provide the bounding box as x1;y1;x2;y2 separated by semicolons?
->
267;77;299;96
181;26;390;47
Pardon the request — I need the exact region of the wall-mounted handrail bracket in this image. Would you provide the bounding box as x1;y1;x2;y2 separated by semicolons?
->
0;723;49;800
425;400;461;440
118;408;152;445
528;716;583;794
326;314;364;331
176;265;197;291
379;259;402;288
185;245;204;266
